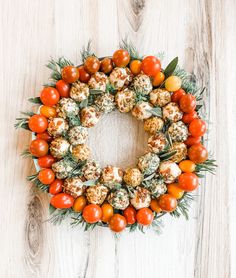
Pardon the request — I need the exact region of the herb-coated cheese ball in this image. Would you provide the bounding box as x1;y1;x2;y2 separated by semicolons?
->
80;106;101;128
71;144;91;162
109;67;132;90
132;74;152;95
82;159;101;181
158;161;181;184
115;89;135;113
95;93;115;113
168;121;188;142
123;168;143;187
70;81;89;102
100;166;123;187
47;117;69;137
143;116;164;134
50;137;70;159
56;98;79;119
137;152;160;175
130;186;151;210
150;88;171;107
86;183;109;205
63;177;85;198
107;188;129;210
68;126;88;146
88;72;109;92
148;132;168;153
132;101;153;120
162;102;183;122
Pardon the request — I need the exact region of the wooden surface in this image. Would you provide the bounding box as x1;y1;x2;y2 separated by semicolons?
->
0;0;236;277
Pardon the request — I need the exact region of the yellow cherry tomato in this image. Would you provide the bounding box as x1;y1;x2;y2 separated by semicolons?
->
101;203;114;223
152;72;165;87
179;160;196;173
130;60;142;75
150;199;162;213
165;76;182;91
73;195;87;212
167;183;184;199
40;105;57;118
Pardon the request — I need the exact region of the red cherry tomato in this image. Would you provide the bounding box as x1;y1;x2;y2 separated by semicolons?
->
179;94;196;113
109;214;127;233
136;208;154;226
171;89;186;103
50;193;74;209
184;136;201;146
38;155;56;168
49;179;63;195
182;111;198;124
100;58;113;74
56;80;70;98
28;114;48;133
36;131;52;142
78;66;91;83
141;56;161;77
178;173;198;192
82;204;102;223
30;139;48;157
189;119;207;137
61;66;79;83
112;49;130;67
158;194;177;212
40;87;60;106
38;169;55;184
188;143;208;164
84;56;100;74
123;206;137;224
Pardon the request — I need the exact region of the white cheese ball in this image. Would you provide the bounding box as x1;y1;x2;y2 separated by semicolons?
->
68;126;88;146
148;132;168;154
88;72;109;92
70;81;89;102
86;184;109;205
158;161;181;183
123;168;143;187
95;93;115;113
137;152;160;175
132;74;152;95
63;177;85;198
47;117;69;137
56;98;79;119
144;178;167;198
107;188;129;210
163;102;183;122
143;116;164;134
51;159;74;179
100;166;123;187
132;101;153;120
115;89;135;113
82;159;101;181
71;144;91;162
130;187;151;210
50;137;70;159
109;67;132;90
170;142;187;163
168;121;188;142
150;88;171;107
80;106;101;128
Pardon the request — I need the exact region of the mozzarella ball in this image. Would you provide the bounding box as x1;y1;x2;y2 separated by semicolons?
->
100;166;123;187
163;102;183;122
95;93;115;113
144;178;167;198
86;184;109;205
123;168;143;187
148;132;168;153
88;72;109;92
80;106;101;128
70;81;89;102
47;117;69;137
115;89;135;113
109;67;132;90
51;159;75;179
82;159;101;180
132;101;153;120
137;152;160;175
158;161;181;183
56;98;79;119
63;177;85;198
68;126;88;146
71;144;91;162
130;187;151;210
143;116;164;134
170;142;187;163
132;74;152;95
168;121;188;142
50;137;70;158
107;188;129;210
150;88;171;107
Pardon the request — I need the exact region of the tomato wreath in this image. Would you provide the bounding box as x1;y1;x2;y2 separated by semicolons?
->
15;40;216;234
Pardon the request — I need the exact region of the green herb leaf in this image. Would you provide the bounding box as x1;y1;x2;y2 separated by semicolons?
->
148;107;162;117
28;97;42;104
164;57;178;78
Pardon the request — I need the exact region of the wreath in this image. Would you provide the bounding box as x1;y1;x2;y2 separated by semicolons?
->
15;40;216;234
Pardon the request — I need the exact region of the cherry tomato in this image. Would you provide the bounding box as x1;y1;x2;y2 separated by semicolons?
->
82;204;102;223
49;179;63;195
40;106;57;118
73;195;87;212
167;183;184;199
158;194;177;212
84;56;100;74
40;87;60;106
171;88;186;102
182;111;198;124
152;71;165;86
179;160;196;173
109;214;127;233
101;203;114;223
150;199;162;213
61;66;79;83
112;49;130;67
30;139;48;157
136;208;154;225
36;132;52;142
56;80;70;98
123;206;136;224
38;155;56;168
78;66;91;83
184;136;201;146
189;119;206;137
165;76;182;91
50;193;74;209
178;173;198;192
130;60;142;75
28;114;48;133
38;169;55;184
100;58;113;74
141;56;161;77
188;143;208;164
179;94;196;113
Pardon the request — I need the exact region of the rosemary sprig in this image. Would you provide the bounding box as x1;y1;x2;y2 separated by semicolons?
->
148;107;163;117
135;92;149;103
27;173;49;192
80;40;95;62
28;97;42;104
14;111;34;130
195;159;217;176
119;38;142;60
48;208;73;225
150;216;163;235
170;193;194;220
21;148;36;158
159;150;177;161
174;66;198;94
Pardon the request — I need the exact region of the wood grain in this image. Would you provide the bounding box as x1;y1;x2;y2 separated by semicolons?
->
0;0;235;277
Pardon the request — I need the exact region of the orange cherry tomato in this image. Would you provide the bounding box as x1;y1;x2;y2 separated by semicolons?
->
30;139;48;157
152;71;165;87
38;155;56;168
101;203;114;223
56;80;70;98
82;204;102;223
49;179;63;195
150;199;162;213
182;111;198;124
189;119;207;137
112;49;130;67
61;66;79;83
50;193;74;209
136;208;154;226
141;56;161;77
158;194;177;212
179;160;196;173
40;87;60;106
40;106;57;118
38;168;55;184
100;58;113;74
123;206;136;224
78;66;91;83
167;184;184;199
73;195;87;212
188;143;208;164
28;114;48;133
109;214;127;233
179;94;196;113
36;131;52;142
130;60;142;75
184;136;201;147
178;173;198;192
171;88;186;102
84;56;100;74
